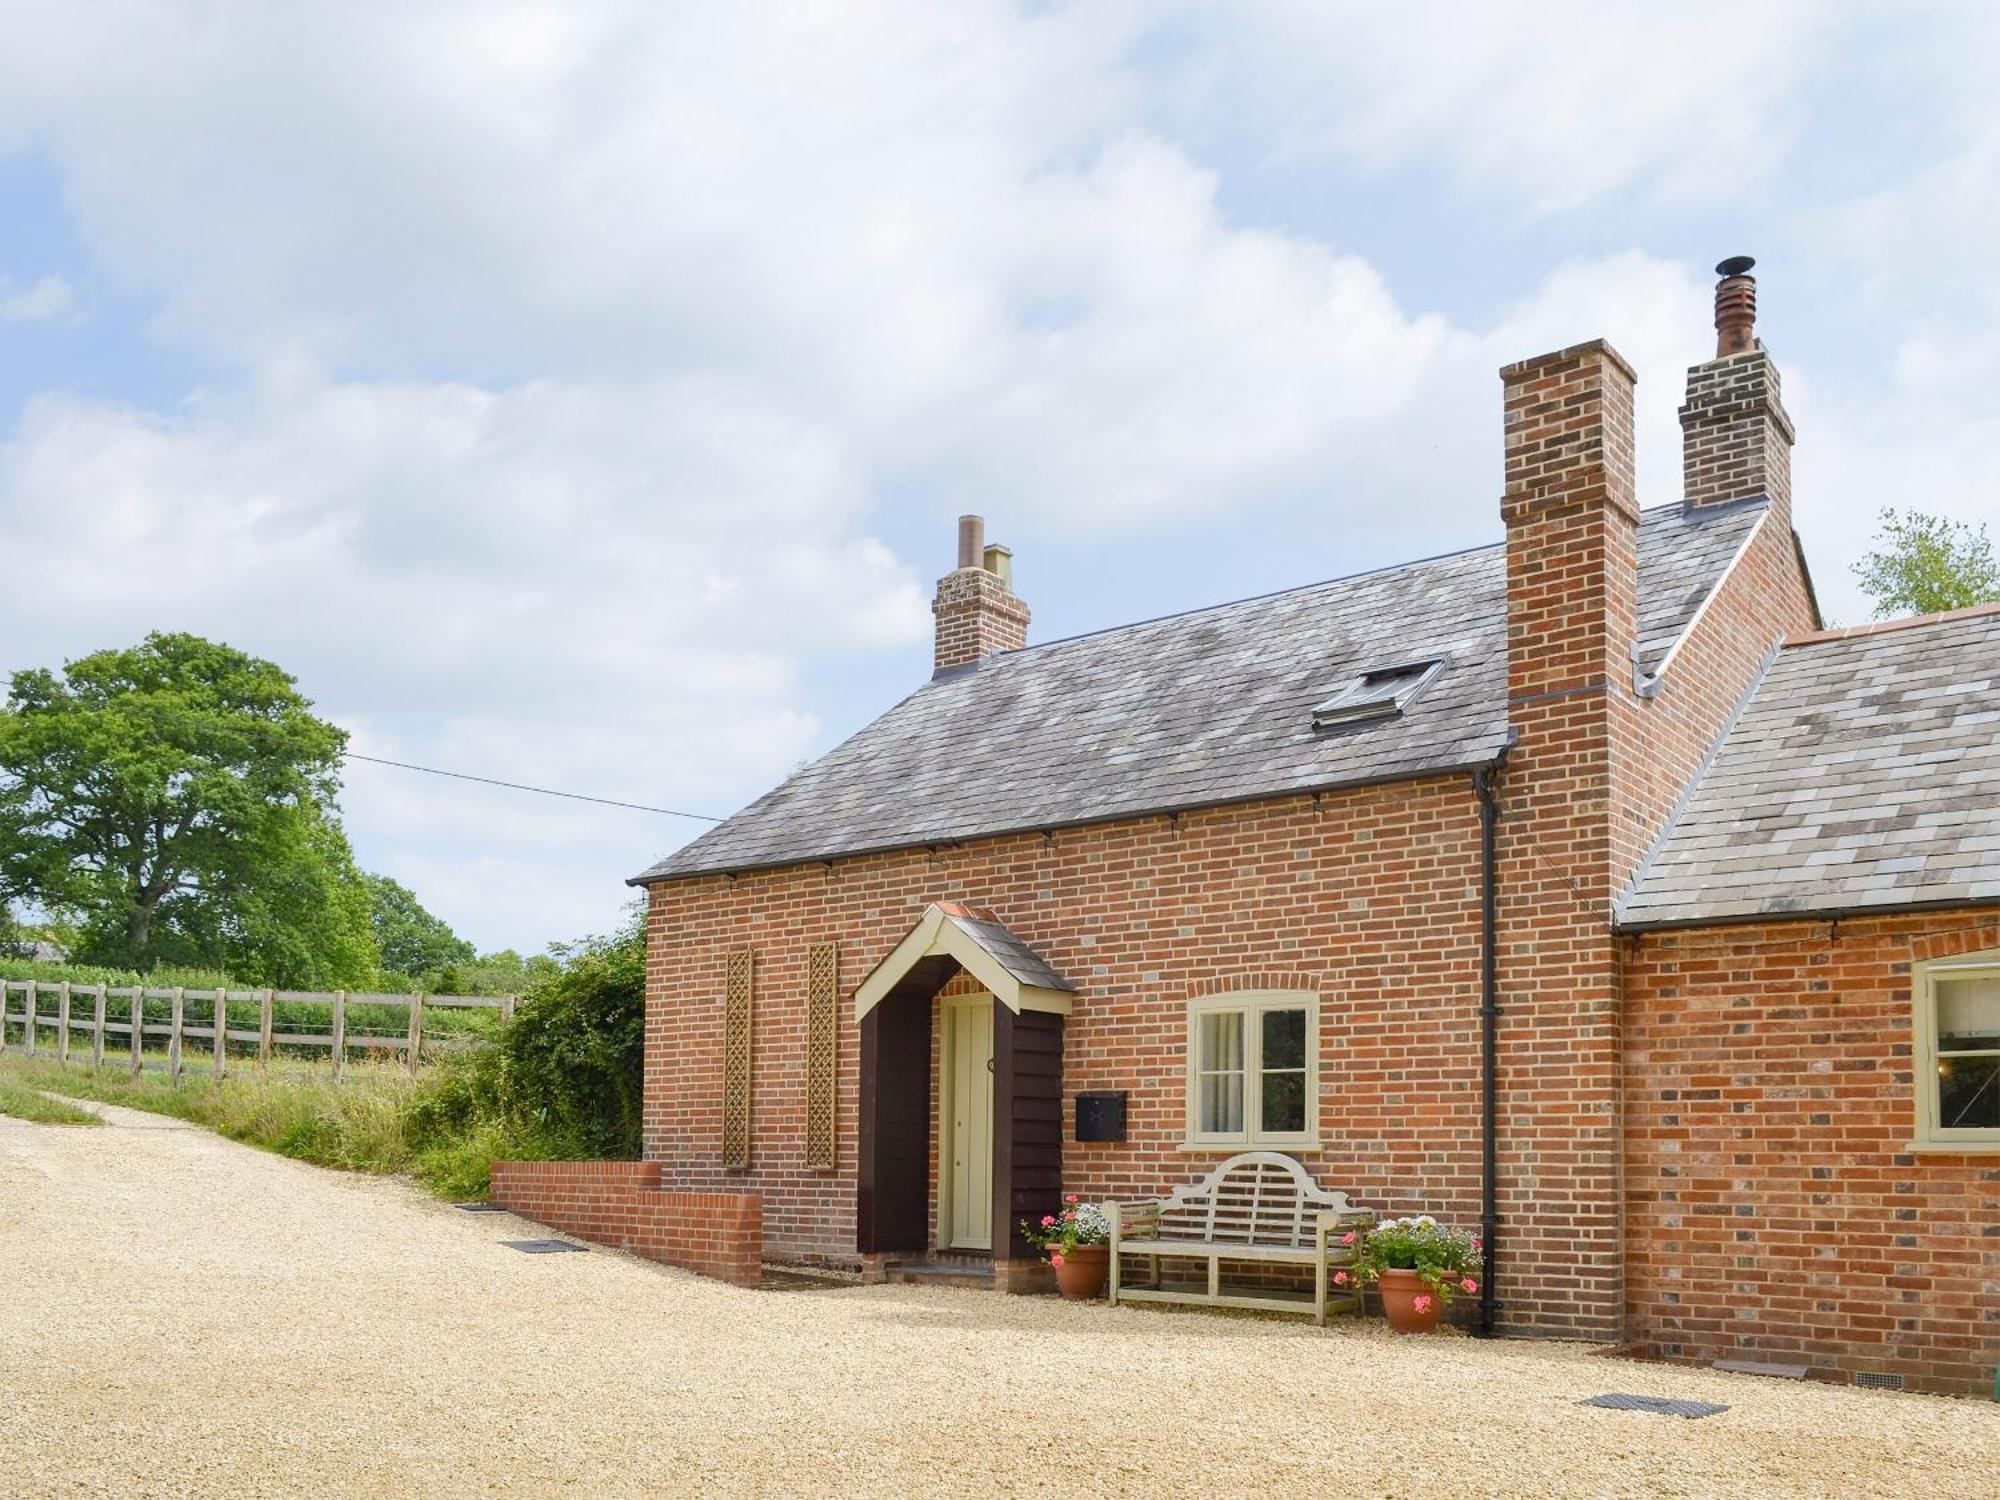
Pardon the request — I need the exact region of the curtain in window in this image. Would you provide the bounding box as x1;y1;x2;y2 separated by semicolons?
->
1197;1010;1244;1133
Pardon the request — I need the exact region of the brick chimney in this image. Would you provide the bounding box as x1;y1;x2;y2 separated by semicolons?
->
1492;338;1641;1344
1499;339;1640;706
1680;256;1795;520
932;514;1029;674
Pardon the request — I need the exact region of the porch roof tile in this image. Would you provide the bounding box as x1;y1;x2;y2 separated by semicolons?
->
936;903;1076;994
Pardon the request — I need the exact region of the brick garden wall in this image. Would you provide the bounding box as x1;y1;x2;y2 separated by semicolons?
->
489;1160;764;1288
1622;912;2000;1396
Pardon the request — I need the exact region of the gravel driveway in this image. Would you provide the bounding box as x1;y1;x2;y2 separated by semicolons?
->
2;1103;1991;1498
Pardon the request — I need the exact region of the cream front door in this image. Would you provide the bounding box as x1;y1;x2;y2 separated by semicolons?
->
942;996;994;1251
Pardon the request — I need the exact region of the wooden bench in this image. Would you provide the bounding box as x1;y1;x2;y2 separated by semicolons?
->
1104;1152;1372;1325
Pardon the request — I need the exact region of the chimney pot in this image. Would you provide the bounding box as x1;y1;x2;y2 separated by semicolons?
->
956;514;985;571
982;543;1013;587
1713;256;1757;357
1682;253;1793;517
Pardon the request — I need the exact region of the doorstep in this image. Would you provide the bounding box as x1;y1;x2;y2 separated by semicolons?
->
891;1259;996;1291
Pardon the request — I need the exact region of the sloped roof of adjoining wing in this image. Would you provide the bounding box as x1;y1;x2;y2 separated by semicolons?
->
853;903;1076;1019
635;501;1767;882
1619;605;2000;930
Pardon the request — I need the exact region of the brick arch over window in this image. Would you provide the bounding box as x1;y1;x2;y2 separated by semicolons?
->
1911;921;2000;965
1184;972;1322;1001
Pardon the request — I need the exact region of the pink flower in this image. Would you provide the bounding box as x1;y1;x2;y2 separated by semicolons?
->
1461;1278;1478;1295
1333;1271;1349;1285
1341;1231;1356;1245
1064;1193;1079;1203
1413;1294;1433;1314
1049;1253;1065;1268
1040;1215;1057;1228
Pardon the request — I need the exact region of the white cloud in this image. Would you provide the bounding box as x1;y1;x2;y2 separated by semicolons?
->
1154;0;1837;214
0;371;922;946
0;274;78;324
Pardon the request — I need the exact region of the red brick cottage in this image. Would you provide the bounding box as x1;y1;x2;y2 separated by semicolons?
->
609;262;1998;1395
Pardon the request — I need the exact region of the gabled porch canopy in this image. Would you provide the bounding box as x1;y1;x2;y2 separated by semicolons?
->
853;902;1075;1019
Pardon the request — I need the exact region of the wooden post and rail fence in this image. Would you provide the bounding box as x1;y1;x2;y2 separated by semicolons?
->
0;979;517;1083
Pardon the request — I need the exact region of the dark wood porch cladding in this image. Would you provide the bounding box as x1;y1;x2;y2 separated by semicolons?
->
992;1005;1064;1260
854;955;951;1255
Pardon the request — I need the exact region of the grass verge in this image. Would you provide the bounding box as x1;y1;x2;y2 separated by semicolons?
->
0;1052;565;1197
0;1072;104;1126
0;922;642;1200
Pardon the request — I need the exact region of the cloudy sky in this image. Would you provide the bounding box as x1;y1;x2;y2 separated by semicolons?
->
3;2;1996;953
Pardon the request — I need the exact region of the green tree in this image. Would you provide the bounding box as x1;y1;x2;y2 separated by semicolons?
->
0;631;374;984
164;809;380;987
1852;508;2000;619
433;947;561;997
365;873;475;978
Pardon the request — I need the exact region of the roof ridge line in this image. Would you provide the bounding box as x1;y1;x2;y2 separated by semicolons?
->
993;536;1506;658
1783;599;2000;649
996;499;1749;662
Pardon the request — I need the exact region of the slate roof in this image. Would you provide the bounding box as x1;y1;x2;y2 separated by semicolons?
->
936;903;1076;993
1619;607;2000;929
637;501;1767;881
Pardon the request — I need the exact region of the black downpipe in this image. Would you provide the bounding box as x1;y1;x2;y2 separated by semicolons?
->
1474;764;1502;1338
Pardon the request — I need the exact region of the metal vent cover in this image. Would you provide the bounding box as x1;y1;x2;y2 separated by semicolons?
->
1578;1393;1729;1420
1853;1371;1905;1391
502;1239;587;1254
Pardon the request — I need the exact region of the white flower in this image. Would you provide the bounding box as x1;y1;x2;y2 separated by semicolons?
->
1071;1203;1112;1238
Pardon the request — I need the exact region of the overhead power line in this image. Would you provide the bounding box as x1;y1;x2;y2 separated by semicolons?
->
344;753;725;822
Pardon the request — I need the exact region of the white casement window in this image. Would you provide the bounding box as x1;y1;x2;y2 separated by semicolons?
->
1913;951;2000;1148
1185;991;1318;1149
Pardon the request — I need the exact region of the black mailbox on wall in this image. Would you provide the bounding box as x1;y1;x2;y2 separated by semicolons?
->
1074;1090;1128;1143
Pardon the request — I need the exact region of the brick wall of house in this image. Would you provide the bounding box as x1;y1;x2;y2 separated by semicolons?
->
489;1159;764;1287
644;773;1499;1287
1623;912;2000;1396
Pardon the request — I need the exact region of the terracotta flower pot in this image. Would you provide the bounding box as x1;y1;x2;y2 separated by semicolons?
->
1375;1268;1444;1334
1051;1243;1109;1301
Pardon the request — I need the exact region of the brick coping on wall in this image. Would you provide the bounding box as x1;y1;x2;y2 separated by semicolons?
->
489;1160;763;1288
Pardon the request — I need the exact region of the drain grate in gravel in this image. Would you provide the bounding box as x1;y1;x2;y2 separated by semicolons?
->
502;1239;587;1254
453;1202;508;1213
1579;1393;1729;1420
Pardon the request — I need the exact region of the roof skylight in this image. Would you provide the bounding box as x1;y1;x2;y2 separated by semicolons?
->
1312;658;1446;731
